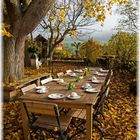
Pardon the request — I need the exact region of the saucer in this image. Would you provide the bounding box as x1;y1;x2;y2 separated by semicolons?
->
67;95;81;99
36;89;47;94
85;88;99;93
48;93;65;99
97;73;107;76
91;79;101;84
82;85;92;89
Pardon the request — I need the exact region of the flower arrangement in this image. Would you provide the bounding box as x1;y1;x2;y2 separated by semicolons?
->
67;82;74;90
75;76;80;82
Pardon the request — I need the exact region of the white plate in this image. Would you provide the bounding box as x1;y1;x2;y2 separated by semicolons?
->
67;95;81;100
67;73;77;77
36;89;47;94
74;69;83;73
99;69;109;73
82;85;92;89
85;88;99;93
97;73;107;76
92;80;101;84
36;86;46;90
48;93;65;99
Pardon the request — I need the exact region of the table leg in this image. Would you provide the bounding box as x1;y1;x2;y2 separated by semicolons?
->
86;105;93;140
20;103;30;140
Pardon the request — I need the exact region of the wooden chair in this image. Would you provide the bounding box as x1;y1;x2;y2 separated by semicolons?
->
21;84;37;95
22;100;73;139
93;86;110;118
70;86;110;139
41;76;53;85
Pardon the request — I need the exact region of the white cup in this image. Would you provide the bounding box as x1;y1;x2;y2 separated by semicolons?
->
84;83;91;88
39;88;46;93
71;92;78;97
92;76;97;80
72;73;76;76
41;86;46;91
95;71;99;74
79;76;83;79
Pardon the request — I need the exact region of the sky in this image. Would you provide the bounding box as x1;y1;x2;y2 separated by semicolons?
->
90;11;119;42
64;7;120;43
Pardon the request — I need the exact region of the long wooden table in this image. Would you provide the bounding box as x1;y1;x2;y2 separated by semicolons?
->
19;68;107;140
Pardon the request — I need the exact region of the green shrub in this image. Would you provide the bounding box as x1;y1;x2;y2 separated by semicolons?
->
28;43;41;55
105;32;137;72
53;50;72;59
79;40;103;64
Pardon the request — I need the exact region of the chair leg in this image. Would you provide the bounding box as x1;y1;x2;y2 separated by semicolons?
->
68;127;86;140
97;111;105;120
93;116;102;126
58;130;67;140
93;124;104;138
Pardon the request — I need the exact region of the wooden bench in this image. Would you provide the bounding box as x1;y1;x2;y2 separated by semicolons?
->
3;73;50;101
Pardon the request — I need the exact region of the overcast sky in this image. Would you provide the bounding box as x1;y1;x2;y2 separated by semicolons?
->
90;9;120;42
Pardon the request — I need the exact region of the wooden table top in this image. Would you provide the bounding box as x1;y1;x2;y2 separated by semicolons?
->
19;68;107;108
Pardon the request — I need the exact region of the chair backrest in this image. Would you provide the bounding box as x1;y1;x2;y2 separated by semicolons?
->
23;100;60;117
41;76;53;85
94;85;109;110
103;69;113;88
57;72;64;78
21;84;37;94
98;87;110;107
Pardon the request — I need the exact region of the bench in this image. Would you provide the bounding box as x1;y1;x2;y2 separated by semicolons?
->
3;73;50;101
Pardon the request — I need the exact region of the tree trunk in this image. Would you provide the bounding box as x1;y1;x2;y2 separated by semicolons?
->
24;45;31;67
15;36;26;80
3;37;16;83
4;0;55;83
47;46;55;60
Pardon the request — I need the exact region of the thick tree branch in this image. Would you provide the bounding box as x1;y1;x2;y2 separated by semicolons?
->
19;0;55;36
4;0;22;34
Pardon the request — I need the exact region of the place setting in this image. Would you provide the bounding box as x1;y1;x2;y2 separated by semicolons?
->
47;92;81;100
67;92;81;100
48;93;66;99
94;71;107;77
66;70;77;77
82;83;92;89
82;83;99;93
91;76;102;84
36;86;48;94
